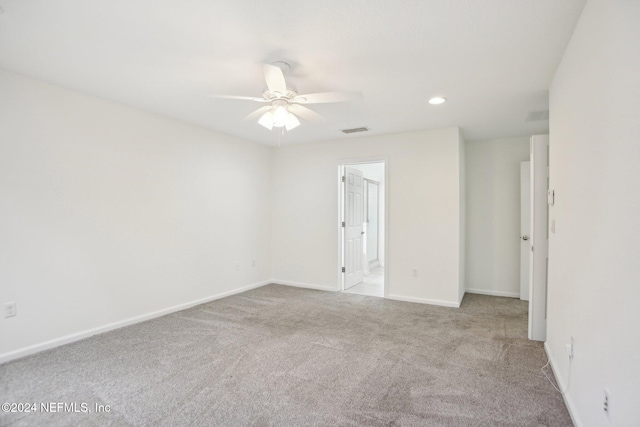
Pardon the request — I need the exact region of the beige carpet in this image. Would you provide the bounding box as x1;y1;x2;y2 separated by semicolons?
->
0;285;572;426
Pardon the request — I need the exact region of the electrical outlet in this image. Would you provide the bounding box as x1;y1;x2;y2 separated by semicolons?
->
603;389;611;421
235;262;240;271
412;269;418;277
565;343;573;359
571;337;576;359
252;259;256;268
564;336;575;359
4;302;17;318
565;336;574;359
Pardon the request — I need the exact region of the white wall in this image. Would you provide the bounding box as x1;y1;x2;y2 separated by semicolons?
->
349;162;385;266
0;69;272;360
271;128;465;306
547;0;640;425
465;137;530;297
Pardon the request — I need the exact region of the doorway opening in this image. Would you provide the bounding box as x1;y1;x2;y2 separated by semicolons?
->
339;161;386;297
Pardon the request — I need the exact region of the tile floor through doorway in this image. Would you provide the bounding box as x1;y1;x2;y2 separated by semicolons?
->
343;265;384;297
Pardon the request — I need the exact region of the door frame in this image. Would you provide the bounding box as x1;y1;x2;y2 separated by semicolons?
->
337;158;389;297
528;135;549;341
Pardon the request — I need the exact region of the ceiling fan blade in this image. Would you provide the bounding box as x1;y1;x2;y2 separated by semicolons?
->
292;91;363;104
288;104;325;123
263;64;287;96
243;105;272;121
210;95;268;102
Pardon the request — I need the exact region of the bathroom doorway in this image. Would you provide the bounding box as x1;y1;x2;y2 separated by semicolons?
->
340;161;386;297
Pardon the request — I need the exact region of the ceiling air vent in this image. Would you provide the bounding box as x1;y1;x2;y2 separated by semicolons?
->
341;127;370;134
525;110;549;122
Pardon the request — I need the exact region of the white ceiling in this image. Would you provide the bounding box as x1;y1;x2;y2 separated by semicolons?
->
0;0;585;145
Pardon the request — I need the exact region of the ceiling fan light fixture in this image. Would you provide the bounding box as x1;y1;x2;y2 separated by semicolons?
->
284;113;300;131
258;111;274;130
272;105;288;127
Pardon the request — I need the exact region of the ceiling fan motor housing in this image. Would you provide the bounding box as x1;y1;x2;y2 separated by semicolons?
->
262;88;298;102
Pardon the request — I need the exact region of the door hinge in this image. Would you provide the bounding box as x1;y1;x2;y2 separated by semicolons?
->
341;267;345;273
342;221;345;227
531;246;534;252
342;176;346;182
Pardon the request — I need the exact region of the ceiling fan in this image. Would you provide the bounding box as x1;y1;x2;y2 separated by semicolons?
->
212;62;363;131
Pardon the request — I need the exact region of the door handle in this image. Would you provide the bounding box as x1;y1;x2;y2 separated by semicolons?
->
521;235;529;241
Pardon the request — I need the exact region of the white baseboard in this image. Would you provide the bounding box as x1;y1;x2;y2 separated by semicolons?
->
544;342;582;427
0;280;270;364
387;293;461;308
271;280;336;292
465;288;520;298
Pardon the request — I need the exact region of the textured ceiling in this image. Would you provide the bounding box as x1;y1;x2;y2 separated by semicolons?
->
0;0;585;145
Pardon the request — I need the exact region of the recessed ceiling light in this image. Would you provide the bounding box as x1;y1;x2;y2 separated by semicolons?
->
428;97;446;105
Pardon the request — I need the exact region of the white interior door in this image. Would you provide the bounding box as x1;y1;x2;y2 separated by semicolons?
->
344;167;364;289
528;135;549;342
520;161;531;301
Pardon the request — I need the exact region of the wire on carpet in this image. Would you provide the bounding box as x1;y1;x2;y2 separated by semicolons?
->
541;354;571;395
